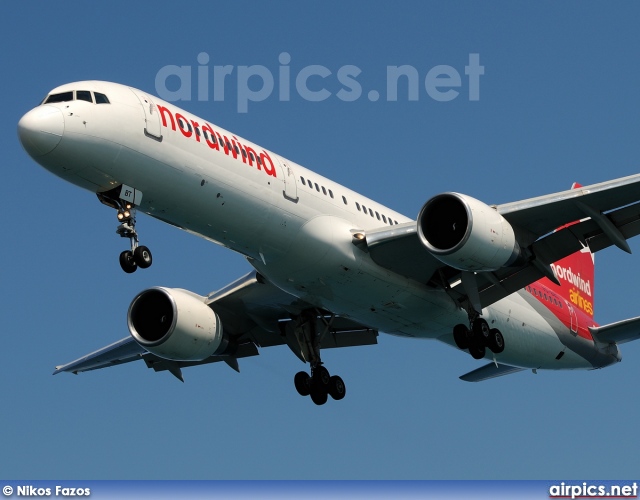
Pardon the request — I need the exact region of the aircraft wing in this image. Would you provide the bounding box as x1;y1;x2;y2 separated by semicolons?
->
54;272;378;381
366;174;640;311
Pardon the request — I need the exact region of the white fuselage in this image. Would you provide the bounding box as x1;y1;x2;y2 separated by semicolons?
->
20;81;616;372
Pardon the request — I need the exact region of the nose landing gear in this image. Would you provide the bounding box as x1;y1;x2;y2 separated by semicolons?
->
97;186;152;274
116;205;152;274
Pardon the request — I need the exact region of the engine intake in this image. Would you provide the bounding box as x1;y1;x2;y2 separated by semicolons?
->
418;192;521;272
128;287;228;361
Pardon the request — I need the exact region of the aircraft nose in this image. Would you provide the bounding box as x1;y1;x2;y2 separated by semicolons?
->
18;105;64;157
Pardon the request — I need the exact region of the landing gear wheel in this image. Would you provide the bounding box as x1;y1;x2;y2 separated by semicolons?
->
453;324;470;350
328;375;346;400
487;328;505;354
294;371;311;396
119;250;137;273
310;386;328;405
134;245;153;269
472;318;491;343
312;366;331;390
469;343;486;360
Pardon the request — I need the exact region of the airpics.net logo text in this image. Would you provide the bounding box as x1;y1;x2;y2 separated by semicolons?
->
155;52;484;112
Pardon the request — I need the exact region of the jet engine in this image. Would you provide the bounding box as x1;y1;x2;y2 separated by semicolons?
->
417;192;522;272
128;287;229;361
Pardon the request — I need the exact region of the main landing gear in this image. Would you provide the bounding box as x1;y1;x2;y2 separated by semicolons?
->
115;203;152;274
286;310;347;405
453;318;505;359
294;365;346;405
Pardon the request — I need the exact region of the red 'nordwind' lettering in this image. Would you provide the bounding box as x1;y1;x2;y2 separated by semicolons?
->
175;113;192;138
156;104;277;178
260;151;277;177
157;105;175;130
201;123;219;150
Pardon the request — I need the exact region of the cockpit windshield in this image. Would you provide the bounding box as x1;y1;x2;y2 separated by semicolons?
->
44;91;74;104
43;90;110;105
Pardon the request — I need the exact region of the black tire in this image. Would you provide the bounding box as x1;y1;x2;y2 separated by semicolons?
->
469;343;486;360
119;250;137;273
134;245;153;269
294;371;311;396
487;328;505;354
310;386;328;405
328;375;346;400
453;324;470;350
472;318;491;344
312;366;331;390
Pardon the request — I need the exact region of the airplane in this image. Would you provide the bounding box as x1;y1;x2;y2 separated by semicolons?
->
17;80;640;405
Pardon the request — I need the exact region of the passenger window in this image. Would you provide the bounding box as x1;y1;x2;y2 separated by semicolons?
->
342;196;347;205
382;214;387;223
329;190;334;199
356;202;361;211
322;186;327;195
45;91;74;103
301;177;306;186
94;92;110;104
76;90;93;103
315;183;320;192
375;211;380;220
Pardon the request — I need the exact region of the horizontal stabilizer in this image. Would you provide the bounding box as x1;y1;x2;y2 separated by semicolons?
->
590;316;640;344
460;362;525;382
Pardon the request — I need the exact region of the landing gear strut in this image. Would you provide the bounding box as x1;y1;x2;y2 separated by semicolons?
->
98;186;152;274
116;206;152;274
287;310;347;405
453;317;505;359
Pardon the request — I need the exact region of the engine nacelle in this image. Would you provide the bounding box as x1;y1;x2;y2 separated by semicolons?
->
417;192;521;272
128;287;228;361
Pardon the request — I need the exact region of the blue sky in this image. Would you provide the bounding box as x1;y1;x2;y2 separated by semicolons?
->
2;1;640;480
